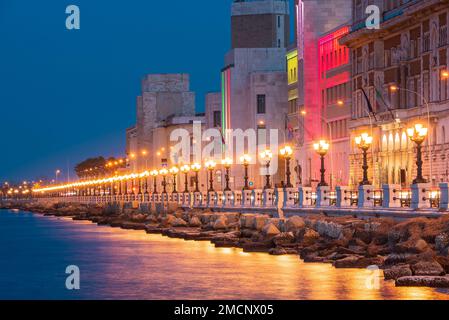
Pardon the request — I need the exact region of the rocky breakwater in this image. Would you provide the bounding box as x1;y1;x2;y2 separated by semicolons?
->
3;200;449;289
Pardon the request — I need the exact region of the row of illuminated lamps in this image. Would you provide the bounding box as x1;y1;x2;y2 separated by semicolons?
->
33;123;429;194
32;147;294;193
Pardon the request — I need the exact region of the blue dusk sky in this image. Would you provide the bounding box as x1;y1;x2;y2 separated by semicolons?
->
0;0;294;183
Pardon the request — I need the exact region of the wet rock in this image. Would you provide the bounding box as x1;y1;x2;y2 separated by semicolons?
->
411;261;445;276
333;255;384;269
273;232;295;246
242;241;273;253
269;248;287;255
384;265;413;280
396;276;449;288
285;216;305;233
302;252;331;263
384;253;414;266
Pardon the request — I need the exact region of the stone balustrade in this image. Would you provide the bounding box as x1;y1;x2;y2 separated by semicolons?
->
26;182;449;215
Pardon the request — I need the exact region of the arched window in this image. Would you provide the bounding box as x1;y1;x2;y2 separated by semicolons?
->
382;134;387;151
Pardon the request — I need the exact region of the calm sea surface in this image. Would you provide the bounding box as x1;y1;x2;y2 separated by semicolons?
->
1;209;448;300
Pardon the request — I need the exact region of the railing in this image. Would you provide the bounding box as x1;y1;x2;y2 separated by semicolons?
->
25;181;449;214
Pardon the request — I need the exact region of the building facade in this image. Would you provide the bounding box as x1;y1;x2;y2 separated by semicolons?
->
290;0;353;188
127;74;204;172
218;0;290;189
341;0;449;187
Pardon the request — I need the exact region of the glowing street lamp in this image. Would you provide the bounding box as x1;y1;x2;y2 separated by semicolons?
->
191;163;201;193
260;149;273;190
150;170;158;194
442;70;449;79
169;166;179;194
240;154;252;190
55;170;61;183
280;145;293;188
407;123;428;184
180;165;191;193
222;158;233;192
355;133;373;186
205;160;217;192
313;140;330;187
159;168;169;194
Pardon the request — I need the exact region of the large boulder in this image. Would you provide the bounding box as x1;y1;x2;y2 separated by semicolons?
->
435;233;449;255
384;265;413;280
160;214;176;227
285;216;305;232
262;223;281;237
302;228;320;246
273;232;295;246
213;217;228;230
189;216;202;227
172;218;188;227
254;216;270;231
435;256;449;274
315;221;343;239
394;238;429;254
240;214;256;229
411;261;445;276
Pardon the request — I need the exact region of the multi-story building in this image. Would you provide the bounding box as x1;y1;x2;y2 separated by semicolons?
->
290;0;353;187
341;0;449;187
318;25;352;187
127;74;205;171
205;0;290;190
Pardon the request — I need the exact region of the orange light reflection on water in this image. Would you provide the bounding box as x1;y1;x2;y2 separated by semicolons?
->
48;217;449;300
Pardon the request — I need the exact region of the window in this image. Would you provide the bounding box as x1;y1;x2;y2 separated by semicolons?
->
277;16;281;28
213;111;221;128
257;95;266;114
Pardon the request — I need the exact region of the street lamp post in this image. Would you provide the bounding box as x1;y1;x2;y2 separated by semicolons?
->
407;123;429;184
205;160;217;192
180;165;190;193
191;163;201;193
313;140;330;187
260;149;273;190
150;170;158;194
240;155;251;190
143;172;149;195
170;166;179;194
222;158;233;192
355;133;373;186
159;168;168;194
280;146;293;188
